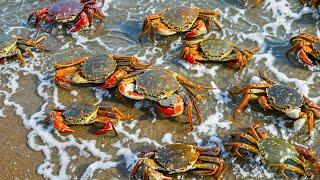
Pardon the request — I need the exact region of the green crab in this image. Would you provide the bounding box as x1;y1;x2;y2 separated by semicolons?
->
131;143;226;179
0;34;47;65
225;123;320;178
139;6;222;43
54;54;150;89
44;102;132;135
181;34;259;69
118;69;211;130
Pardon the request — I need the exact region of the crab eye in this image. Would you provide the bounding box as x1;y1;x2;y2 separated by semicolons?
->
260;150;266;157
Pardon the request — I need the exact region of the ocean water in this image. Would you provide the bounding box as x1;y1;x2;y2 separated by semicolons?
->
0;0;319;179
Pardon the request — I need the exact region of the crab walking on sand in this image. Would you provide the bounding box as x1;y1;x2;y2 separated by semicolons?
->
0;34;48;65
54;54;150;89
28;0;105;33
131;143;226;179
225;123;320;179
118;68;212;130
181;34;260;69
139;6;222;43
229;71;320;136
44;103;133;135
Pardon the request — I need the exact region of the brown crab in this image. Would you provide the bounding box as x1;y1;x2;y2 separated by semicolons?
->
139;6;222;43
118;69;212;130
229;71;320;136
0;34;48;65
181;34;260;69
44;102;132;135
286;33;320;71
131;143;226;179
54;54;150;89
225;123;320;178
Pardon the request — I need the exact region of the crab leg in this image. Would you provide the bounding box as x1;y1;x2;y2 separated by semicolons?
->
184;19;208;38
112;55;151;69
233;93;258;115
94;117;118;136
198;10;222;31
15;49;26;65
98;106;133;120
230;131;258;144
139;14;161;43
258;96;273;110
229;84;271;94
269;163;305;178
224;142;258;158
174;73;212;90
55;57;88;69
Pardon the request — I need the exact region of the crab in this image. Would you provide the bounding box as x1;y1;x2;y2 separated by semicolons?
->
225;123;320;178
118;69;211;130
286;33;320;71
54;54;150;89
44;102;132;135
28;0;105;33
131;143;226;179
139;6;222;43
229;71;320;136
299;0;320;13
0;34;48;65
181;34;260;69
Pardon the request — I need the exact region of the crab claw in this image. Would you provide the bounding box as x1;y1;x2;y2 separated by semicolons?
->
70;12;90;33
94;120;118;136
156;95;184;117
297;49;314;67
185;54;199;64
118;81;145;100
53;119;75;133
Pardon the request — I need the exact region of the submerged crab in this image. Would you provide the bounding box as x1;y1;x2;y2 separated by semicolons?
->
229;71;320;135
55;54;150;89
181;35;260;69
225;123;320;178
139;6;222;43
286;33;320;71
44;102;132;135
0;34;47;65
28;0;105;33
118;69;211;130
131;143;226;179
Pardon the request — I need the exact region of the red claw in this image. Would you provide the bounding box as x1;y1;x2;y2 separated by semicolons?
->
95;120;118;136
184;31;197;38
53;119;75;133
70;12;90;32
100;77;117;89
185;54;198;64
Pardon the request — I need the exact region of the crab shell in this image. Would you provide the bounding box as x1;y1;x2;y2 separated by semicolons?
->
161;6;200;32
135;69;180;101
155;143;200;173
62;103;99;125
72;55;117;83
0;34;18;58
266;84;304;112
258;137;299;165
200;38;235;61
48;1;84;23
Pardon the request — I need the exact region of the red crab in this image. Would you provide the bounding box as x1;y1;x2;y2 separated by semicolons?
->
28;0;105;33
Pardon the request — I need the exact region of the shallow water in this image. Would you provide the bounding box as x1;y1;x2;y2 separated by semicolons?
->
0;0;319;179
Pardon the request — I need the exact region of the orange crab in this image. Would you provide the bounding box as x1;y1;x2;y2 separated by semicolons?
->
44;103;132;135
286;33;320;70
54;54;150;89
139;6;222;43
